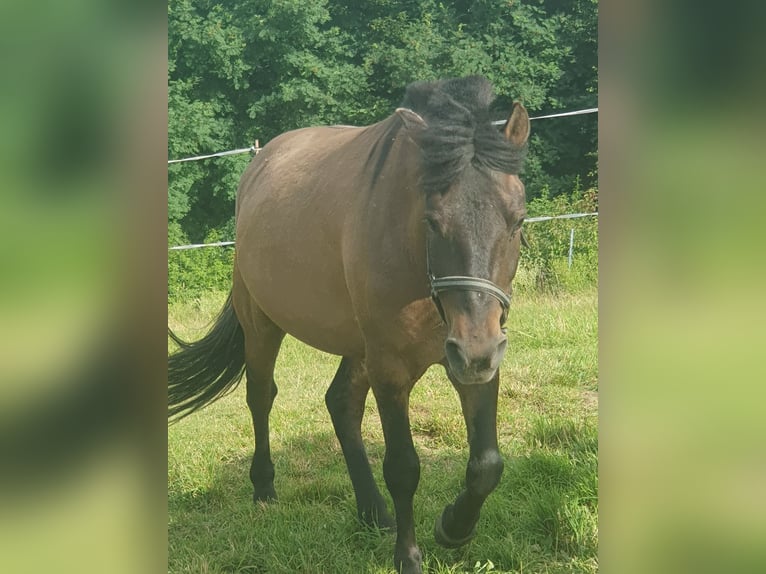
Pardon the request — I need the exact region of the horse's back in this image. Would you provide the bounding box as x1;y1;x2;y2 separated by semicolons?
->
233;124;374;358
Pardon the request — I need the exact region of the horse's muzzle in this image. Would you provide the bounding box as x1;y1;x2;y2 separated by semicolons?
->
444;335;507;385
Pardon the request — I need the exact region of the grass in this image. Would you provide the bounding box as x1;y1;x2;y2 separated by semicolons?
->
168;288;598;573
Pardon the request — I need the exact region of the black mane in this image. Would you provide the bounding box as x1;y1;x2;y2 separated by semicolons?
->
400;76;527;194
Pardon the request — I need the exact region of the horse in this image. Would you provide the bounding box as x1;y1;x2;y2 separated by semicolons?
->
169;75;530;574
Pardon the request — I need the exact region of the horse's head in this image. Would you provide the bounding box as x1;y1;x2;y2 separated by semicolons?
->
399;88;529;385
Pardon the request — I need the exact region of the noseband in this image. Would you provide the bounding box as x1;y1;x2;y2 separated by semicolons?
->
426;238;511;326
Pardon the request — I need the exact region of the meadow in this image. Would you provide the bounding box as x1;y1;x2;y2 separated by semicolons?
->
168;288;597;573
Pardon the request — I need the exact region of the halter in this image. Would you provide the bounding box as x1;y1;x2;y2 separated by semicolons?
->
426;237;511;327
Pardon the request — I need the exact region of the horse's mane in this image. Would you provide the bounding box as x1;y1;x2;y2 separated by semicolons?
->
400;75;527;194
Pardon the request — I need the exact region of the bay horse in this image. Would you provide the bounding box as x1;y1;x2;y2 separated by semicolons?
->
169;75;529;574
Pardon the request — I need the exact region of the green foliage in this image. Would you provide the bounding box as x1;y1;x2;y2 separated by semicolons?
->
168;0;598;298
168;223;235;301
515;186;598;295
523;0;598;199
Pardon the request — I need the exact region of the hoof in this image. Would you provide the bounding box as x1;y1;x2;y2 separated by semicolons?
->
358;494;396;531
399;562;422;574
394;546;422;574
434;506;477;549
253;485;277;503
359;507;396;532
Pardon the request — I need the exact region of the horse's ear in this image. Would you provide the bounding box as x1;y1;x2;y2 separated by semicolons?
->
503;102;530;147
395;107;428;132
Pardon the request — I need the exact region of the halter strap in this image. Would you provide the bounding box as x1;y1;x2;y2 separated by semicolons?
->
430;276;512;309
426;238;511;326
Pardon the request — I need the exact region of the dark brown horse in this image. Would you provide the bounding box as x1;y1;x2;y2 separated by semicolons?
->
169;76;529;574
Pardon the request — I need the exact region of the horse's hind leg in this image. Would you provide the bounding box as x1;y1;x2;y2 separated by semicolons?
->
325;357;394;529
237;299;285;503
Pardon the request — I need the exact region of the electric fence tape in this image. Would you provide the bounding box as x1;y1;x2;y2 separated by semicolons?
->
169;213;598;251
168;108;598;164
169;106;598;250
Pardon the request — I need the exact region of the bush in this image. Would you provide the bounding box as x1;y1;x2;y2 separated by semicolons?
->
168;223;234;302
515;186;598;295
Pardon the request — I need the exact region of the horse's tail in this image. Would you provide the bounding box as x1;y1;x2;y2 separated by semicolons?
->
168;291;246;421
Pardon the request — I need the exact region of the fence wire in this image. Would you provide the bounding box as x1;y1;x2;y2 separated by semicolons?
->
168;107;597;164
169;213;597;251
168;105;598;250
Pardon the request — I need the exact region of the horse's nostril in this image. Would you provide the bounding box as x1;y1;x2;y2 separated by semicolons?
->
444;338;467;370
473;355;492;371
447;335;507;375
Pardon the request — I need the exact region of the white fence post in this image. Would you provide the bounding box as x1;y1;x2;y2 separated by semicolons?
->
568;228;575;269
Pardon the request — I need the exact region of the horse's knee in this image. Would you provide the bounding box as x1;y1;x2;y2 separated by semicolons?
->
384;448;420;496
466;450;504;497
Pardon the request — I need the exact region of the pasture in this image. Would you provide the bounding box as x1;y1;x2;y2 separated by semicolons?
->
168;289;597;573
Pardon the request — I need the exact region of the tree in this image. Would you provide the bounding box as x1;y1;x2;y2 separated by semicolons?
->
168;0;598;246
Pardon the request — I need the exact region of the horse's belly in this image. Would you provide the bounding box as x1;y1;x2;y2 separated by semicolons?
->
256;289;364;358
235;229;364;358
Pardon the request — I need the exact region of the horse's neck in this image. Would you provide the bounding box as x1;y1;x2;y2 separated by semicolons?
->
359;121;427;276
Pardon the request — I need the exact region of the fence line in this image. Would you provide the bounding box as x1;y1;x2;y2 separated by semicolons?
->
525;212;598;223
168;147;255;165
168;141;262;165
169;240;235;251
493;107;598;125
530;107;598;120
169;212;598;251
168;107;598;165
168;106;598;251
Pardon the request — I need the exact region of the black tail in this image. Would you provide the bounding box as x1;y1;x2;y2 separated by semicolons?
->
168;292;246;421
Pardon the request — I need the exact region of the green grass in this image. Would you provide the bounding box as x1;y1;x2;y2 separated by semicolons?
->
168;289;598;573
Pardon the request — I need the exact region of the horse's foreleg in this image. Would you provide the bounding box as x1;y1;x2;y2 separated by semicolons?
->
325;357;394;529
435;370;503;548
368;359;422;574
